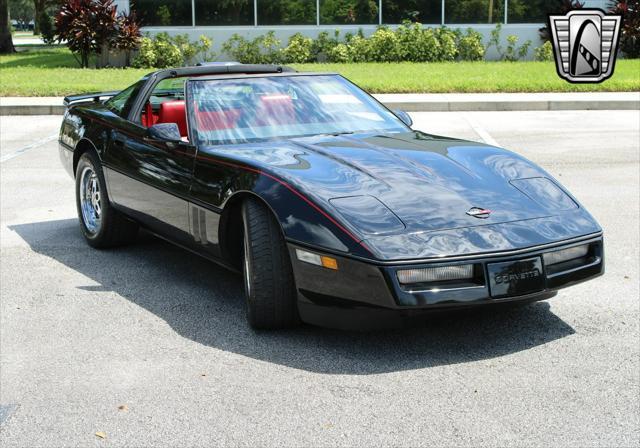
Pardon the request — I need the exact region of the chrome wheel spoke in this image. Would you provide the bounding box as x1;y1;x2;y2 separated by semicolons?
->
79;166;102;235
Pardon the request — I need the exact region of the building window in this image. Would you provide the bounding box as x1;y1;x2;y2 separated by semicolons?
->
194;0;255;26
445;0;504;24
382;0;442;24
320;0;380;25
257;0;317;25
134;0;193;26
507;0;553;23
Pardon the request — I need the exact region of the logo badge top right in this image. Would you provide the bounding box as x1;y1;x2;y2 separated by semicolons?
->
549;9;622;83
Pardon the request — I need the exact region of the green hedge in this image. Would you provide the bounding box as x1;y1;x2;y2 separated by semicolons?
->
221;24;487;65
132;21;556;68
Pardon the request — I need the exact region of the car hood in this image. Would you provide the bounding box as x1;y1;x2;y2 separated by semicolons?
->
205;131;601;258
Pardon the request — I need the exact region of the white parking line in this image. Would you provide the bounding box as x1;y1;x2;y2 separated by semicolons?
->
464;114;500;147
0;134;57;163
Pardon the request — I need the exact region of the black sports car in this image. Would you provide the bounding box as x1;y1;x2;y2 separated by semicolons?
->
59;64;604;330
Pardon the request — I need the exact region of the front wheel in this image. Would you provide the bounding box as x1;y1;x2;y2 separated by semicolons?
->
242;198;298;329
75;151;138;248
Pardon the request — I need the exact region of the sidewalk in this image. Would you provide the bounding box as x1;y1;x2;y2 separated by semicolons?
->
1;92;638;115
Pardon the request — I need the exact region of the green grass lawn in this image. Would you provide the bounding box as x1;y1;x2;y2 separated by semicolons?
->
1;48;638;96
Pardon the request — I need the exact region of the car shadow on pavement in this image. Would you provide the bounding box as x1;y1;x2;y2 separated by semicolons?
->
11;219;576;375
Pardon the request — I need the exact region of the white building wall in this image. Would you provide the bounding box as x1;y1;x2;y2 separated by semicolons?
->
114;1;612;61
582;0;609;9
139;23;544;60
113;0;130;14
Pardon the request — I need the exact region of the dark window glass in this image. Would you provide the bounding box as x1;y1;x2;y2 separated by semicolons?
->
320;0;379;25
195;0;254;25
133;0;193;26
445;0;503;24
382;1;441;24
258;0;317;25
106;80;145;118
508;0;557;23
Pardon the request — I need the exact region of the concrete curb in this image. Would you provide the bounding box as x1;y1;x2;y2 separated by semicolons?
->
0;105;66;115
1;93;638;115
374;92;640;112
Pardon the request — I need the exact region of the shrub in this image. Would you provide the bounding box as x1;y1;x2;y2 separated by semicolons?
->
327;43;351;63
221;34;260;64
457;28;485;61
171;33;214;64
396;22;439;62
55;0;118;68
281;33;313;63
110;11;142;66
609;0;640;58
132;37;157;68
39;11;55;45
487;23;531;61
311;30;341;62
366;26;402;62
55;0;141;68
534;41;554;61
434;27;458;61
344;34;370;62
221;31;281;64
255;31;282;64
132;33;212;68
503;34;532;61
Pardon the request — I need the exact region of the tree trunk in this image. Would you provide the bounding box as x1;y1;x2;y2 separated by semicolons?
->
33;0;42;35
0;0;15;54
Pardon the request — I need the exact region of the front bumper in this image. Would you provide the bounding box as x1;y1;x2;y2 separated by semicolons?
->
288;234;604;330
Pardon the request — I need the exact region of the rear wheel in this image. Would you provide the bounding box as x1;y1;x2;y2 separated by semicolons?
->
242;198;298;329
75;151;138;248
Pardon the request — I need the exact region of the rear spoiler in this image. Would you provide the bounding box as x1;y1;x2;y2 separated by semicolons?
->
63;91;120;107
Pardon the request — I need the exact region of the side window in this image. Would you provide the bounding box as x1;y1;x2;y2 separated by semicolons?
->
105;80;144;118
140;77;189;138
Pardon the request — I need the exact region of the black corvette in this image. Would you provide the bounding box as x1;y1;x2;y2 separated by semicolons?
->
59;64;604;330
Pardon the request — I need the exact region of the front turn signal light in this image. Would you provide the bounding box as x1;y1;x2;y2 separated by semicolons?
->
320;256;338;270
295;249;338;270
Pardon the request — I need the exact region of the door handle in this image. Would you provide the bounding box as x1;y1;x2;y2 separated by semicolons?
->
112;134;126;147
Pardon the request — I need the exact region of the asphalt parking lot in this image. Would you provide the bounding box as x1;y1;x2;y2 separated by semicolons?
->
1;110;639;447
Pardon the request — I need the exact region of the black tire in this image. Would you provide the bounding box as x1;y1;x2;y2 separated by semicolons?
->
242;197;298;329
75;151;138;248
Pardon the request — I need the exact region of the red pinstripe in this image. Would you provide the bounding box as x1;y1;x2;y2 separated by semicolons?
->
198;155;373;255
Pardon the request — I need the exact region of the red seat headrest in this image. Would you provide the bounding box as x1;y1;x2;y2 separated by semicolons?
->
253;95;295;127
196;109;242;131
157;100;187;137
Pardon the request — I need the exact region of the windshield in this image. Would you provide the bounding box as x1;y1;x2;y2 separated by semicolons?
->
187;74;407;145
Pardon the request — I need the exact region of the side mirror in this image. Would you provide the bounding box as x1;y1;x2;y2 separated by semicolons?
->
394;109;413;128
146;123;182;144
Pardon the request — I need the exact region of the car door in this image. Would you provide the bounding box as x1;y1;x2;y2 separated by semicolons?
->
103;80;195;247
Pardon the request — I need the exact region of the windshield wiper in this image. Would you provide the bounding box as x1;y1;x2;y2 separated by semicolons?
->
320;131;355;137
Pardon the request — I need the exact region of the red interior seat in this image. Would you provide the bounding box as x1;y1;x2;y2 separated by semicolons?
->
142;102;159;128
157;100;187;137
196;109;242;131
253;95;295;127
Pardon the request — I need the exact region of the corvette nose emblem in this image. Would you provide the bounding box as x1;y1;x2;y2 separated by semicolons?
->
467;207;492;219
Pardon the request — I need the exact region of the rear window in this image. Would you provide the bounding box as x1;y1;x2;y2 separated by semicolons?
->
105;80;145;118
